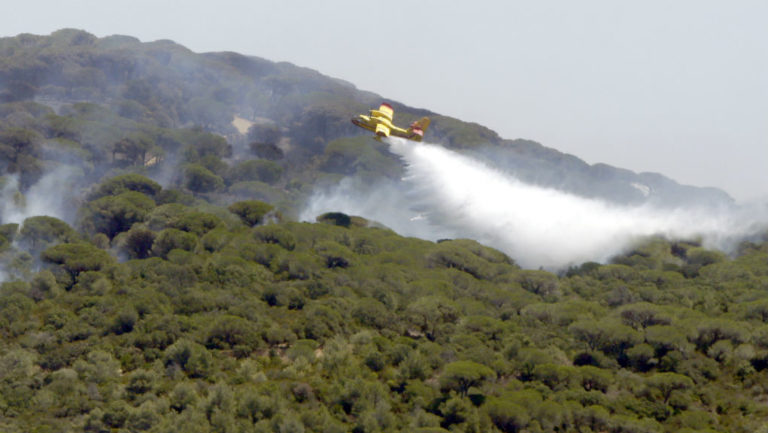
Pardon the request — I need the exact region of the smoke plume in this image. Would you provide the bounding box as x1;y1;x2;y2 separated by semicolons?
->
303;138;768;269
0;166;83;226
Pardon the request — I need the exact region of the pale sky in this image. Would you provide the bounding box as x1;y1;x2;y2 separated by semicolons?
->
2;0;767;201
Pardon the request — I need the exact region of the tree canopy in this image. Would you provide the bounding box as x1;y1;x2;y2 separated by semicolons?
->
0;29;760;433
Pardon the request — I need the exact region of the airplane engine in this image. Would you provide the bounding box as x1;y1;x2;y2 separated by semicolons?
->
375;123;390;137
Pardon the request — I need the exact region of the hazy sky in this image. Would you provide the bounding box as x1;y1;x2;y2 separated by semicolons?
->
3;0;767;201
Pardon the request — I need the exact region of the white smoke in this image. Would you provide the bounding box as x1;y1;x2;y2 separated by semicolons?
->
302;138;768;269
0;165;83;225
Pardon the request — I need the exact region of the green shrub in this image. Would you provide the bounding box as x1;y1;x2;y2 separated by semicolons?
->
439;361;495;396
164;340;213;378
151;228;197;258
228;200;275;227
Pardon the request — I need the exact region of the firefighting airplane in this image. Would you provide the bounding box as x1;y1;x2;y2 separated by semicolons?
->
351;103;430;142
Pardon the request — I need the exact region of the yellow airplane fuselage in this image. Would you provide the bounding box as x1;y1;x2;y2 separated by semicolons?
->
352;113;410;138
351;103;429;142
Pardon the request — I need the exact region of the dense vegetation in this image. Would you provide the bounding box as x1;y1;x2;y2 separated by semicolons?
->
0;29;765;432
2;175;768;432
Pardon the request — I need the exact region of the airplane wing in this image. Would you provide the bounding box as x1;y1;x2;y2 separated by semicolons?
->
372;103;394;122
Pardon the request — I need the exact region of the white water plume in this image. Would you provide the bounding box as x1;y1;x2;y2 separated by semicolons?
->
302;138;768;269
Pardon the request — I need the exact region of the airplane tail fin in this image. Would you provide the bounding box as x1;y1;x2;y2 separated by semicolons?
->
413;117;430;132
408;117;431;141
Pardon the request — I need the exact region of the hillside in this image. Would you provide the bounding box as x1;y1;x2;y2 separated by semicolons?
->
1;29;765;433
1;174;768;432
0;28;731;216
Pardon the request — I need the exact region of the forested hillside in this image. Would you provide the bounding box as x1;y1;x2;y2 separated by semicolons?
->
0;28;730;211
1;173;768;432
1;29;766;433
